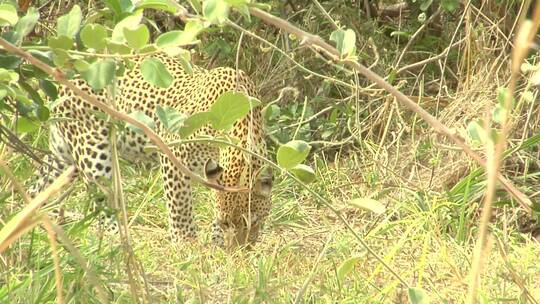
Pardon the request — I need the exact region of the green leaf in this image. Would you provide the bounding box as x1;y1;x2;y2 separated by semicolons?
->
40;79;58;100
441;0;459;12
250;2;271;10
203;0;230;24
135;0;179;13
162;48;193;73
51;49;72;67
156;105;187;132
248;97;262;108
123;24;149;50
209;91;252;130
349;198;386;214
225;0;250;5
127;110;155;134
73;59;90;72
107;41;131;54
48;36;74;50
0;54;22;70
111;12;143;43
289;164;316;183
0;68;19;82
36;105;50;121
57;5;82;38
226;0;250;20
264;104;280;121
103;0;134;16
492;104;507;124
16;117;39;133
390;31;411;39
24;48;50;63
235;6;251;21
155;21;203;48
80;24;108;51
19;80;43;106
82;59;116;90
140;44;159;54
336;257;361;284
408;287;430;304
0;4;18;26
178;111;212;138
13;7;39;45
140;57;173;88
496;87;514;110
419;0;433;11
467;120;487;145
277;140;311;169
330;29;356;58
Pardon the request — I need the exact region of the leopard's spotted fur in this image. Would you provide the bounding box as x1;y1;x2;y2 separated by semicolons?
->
29;54;272;247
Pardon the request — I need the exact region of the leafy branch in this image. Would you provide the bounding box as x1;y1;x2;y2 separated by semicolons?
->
0;37;248;194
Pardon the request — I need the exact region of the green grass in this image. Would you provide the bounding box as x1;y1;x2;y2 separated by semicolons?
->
1;151;539;303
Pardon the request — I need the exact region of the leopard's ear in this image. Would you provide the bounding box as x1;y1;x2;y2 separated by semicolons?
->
204;159;223;181
253;167;273;198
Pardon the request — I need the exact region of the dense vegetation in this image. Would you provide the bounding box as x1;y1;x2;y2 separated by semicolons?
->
1;0;539;303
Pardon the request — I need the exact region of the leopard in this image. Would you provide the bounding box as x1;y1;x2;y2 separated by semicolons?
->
28;53;273;248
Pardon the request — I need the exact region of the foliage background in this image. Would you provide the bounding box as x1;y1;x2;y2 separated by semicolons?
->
1;0;539;303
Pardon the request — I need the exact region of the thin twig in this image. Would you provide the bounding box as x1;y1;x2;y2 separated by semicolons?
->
396;37;466;75
439;0;472;91
312;0;339;29
109;87;149;303
395;8;442;67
